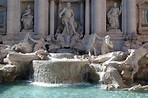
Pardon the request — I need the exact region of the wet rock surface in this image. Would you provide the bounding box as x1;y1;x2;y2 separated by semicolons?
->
0;35;148;92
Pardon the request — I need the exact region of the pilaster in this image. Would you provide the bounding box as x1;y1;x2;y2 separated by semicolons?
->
85;0;90;35
91;0;106;35
35;0;48;35
50;0;55;35
80;2;84;28
127;0;137;34
7;0;16;35
122;0;127;34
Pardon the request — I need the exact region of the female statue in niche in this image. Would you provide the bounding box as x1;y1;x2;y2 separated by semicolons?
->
107;2;122;31
21;5;33;31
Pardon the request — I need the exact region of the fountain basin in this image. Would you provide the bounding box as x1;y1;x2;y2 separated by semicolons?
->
33;59;88;83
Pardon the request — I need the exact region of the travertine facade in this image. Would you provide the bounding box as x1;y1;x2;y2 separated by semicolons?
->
0;0;148;51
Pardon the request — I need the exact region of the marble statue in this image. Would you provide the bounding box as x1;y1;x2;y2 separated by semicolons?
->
55;2;83;48
92;51;126;64
85;34;101;55
28;35;46;52
107;2;122;31
11;34;33;53
11;34;46;53
45;35;62;52
21;5;33;31
101;35;113;54
59;2;77;36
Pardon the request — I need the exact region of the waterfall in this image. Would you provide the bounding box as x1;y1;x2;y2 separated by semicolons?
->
32;57;88;84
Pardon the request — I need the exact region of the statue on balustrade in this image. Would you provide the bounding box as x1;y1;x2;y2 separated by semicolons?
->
107;2;122;31
21;5;34;32
56;2;83;48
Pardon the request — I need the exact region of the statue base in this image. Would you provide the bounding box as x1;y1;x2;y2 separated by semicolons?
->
21;30;33;32
108;29;121;32
20;31;34;35
106;29;124;38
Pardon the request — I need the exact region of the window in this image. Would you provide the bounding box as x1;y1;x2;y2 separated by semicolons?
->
138;0;148;34
0;11;4;24
144;10;148;23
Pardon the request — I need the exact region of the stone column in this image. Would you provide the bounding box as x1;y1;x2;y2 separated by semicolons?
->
34;0;38;34
15;0;20;34
58;2;62;14
127;0;137;33
91;0;94;34
7;0;16;35
45;0;49;35
91;0;101;34
85;0;90;35
58;2;62;27
80;2;84;28
122;0;127;34
35;0;48;35
50;0;55;35
91;0;106;34
101;0;106;33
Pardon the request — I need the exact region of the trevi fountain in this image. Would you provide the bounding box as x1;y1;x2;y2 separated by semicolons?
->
0;0;148;98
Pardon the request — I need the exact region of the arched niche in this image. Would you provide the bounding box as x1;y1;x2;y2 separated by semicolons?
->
106;0;122;32
53;0;85;35
20;1;34;32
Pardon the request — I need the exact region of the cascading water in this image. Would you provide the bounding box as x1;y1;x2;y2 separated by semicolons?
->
32;53;88;83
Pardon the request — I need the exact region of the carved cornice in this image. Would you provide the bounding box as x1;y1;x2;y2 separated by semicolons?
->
48;0;85;3
59;0;83;3
138;0;148;5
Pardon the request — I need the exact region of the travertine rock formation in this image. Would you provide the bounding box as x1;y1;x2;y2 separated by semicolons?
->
0;34;147;92
0;64;16;82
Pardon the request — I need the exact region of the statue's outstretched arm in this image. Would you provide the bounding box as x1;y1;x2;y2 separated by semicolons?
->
107;8;112;17
22;9;31;16
28;35;39;43
59;8;65;18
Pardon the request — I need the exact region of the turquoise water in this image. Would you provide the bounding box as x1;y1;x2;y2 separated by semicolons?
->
0;81;148;98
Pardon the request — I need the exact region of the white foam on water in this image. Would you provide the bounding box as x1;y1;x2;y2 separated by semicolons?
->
31;82;94;87
31;82;64;87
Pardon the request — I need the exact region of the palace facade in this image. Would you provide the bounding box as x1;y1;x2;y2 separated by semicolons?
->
0;0;148;50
